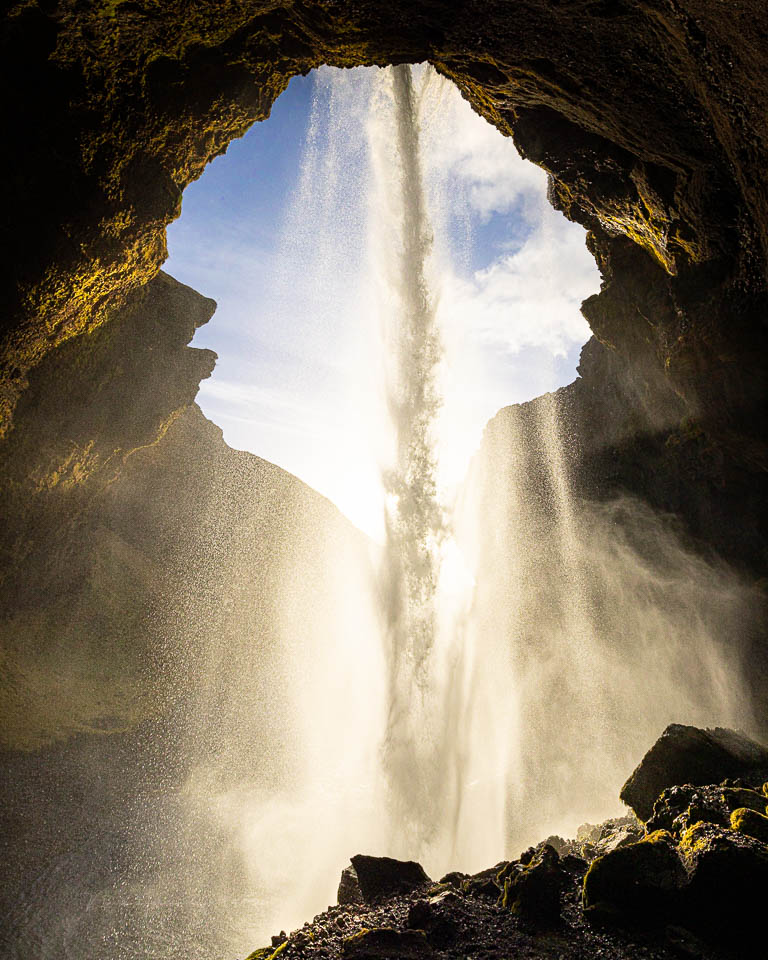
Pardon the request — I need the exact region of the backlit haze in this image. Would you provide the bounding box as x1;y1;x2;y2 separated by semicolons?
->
165;65;599;539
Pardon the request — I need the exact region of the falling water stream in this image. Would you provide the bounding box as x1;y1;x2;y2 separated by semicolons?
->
379;63;450;855
369;64;511;871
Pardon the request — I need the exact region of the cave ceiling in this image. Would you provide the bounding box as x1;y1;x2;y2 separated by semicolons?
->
1;0;767;476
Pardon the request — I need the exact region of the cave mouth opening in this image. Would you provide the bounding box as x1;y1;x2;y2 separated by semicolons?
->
164;62;598;541
155;61;601;947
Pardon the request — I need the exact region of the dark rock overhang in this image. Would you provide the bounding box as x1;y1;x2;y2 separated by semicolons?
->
2;0;768;432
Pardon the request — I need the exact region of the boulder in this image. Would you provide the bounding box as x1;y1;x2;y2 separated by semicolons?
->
497;844;568;926
406;900;432;930
620;725;768;821
350;855;430;903
460;861;505;897
342;928;431;958
678;821;768;946
438;871;467;888
337;865;363;905
582;830;686;922
560;854;588;877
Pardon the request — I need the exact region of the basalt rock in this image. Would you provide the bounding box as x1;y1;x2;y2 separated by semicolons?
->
620;725;768;821
240;832;701;960
338;866;364;906
678;821;768;947
645;782;767;838
729;805;768;843
406;892;461;949
582;830;687;924
576;816;644;861
341;928;431;959
350;856;430;903
459;861;506;898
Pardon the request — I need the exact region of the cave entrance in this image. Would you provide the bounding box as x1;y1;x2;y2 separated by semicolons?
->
165;63;597;541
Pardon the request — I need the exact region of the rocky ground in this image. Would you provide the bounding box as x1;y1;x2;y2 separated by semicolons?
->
240;726;768;960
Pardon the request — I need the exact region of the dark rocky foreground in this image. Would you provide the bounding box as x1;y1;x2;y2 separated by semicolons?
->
240;725;768;960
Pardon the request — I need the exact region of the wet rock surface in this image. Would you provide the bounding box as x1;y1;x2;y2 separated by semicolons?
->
583;830;687;923
580;726;768;955
338;867;364;906
646;782;767;838
497;844;568;926
677;820;768;943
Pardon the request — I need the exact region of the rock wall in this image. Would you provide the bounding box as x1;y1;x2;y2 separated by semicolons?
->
0;271;370;749
1;0;766;840
0;0;765;861
0;271;377;956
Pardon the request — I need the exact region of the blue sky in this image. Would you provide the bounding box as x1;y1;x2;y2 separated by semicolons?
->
165;66;599;537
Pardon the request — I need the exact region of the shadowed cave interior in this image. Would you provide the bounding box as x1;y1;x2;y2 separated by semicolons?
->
2;3;768;959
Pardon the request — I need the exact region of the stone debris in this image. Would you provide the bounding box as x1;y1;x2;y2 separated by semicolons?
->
243;726;768;960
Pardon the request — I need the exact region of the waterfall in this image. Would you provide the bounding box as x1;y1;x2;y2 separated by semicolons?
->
376;63;447;855
367;63;514;873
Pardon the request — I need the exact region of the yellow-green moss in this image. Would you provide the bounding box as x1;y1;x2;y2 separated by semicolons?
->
243;941;289;960
678;821;715;858
731;807;768;844
343;929;372;946
582;830;682;915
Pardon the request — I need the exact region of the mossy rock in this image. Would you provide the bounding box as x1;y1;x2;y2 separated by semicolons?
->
498;844;567;926
244;945;287;960
678;821;768;946
350;854;430;902
646;783;767;838
462;876;500;898
730;806;768;843
582;830;686;923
